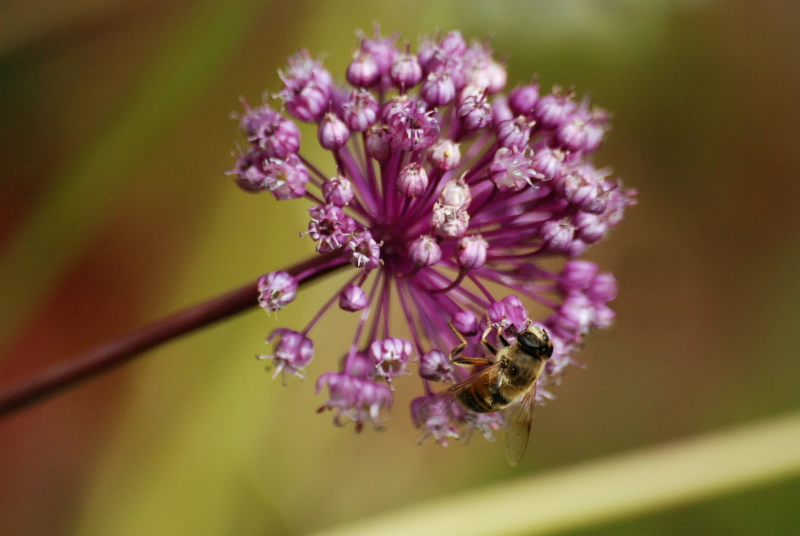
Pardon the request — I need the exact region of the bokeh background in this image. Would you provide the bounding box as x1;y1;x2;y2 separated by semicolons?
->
2;0;800;534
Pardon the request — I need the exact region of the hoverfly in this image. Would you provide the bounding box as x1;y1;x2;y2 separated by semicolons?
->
436;320;553;465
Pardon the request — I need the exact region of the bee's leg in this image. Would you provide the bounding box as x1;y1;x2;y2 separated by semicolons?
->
449;321;494;366
452;356;494;366
480;324;498;356
498;322;518;347
448;321;469;361
498;333;511;347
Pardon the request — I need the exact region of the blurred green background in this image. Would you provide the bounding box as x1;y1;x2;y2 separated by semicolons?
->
1;0;800;534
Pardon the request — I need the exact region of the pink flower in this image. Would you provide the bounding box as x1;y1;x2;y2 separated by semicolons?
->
258;329;314;383
231;27;636;443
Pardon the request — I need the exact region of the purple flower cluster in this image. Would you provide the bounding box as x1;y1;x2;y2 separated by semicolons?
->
230;27;636;446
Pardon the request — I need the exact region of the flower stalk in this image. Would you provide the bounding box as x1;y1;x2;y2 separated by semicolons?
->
0;252;347;418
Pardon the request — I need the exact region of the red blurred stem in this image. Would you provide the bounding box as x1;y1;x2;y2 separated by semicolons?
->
0;252;348;418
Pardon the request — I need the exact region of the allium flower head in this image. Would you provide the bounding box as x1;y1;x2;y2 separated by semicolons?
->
229;27;636;445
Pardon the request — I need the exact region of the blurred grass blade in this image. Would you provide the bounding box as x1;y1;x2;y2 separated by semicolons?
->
310;412;800;536
0;0;265;354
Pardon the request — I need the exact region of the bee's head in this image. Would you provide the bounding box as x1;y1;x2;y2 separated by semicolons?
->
515;325;553;359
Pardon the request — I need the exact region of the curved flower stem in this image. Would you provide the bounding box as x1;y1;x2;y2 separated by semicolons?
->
0;252;348;418
309;412;800;536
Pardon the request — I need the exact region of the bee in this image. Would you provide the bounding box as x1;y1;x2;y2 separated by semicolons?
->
440;320;553;465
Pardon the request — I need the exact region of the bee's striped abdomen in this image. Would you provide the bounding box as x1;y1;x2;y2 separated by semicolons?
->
456;382;512;413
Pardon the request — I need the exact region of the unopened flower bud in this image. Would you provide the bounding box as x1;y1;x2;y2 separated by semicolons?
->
492;95;513;124
317;113;351;150
586;273;618;303
346;351;374;379
408;235;442;267
560;260;599;290
440;31;467;55
463;43;498;90
452;309;479;335
422;71;456;107
484;60;508;94
457;235;488;270
531;146;566;181
365;124;391;160
534;89;576;131
339;284;368;311
583;108;610;153
381;94;411;123
346;51;380;87
566;238;589;258
556;113;590;153
390;53;423;88
561;170;608;214
508;84;539;117
457;91;492;132
429;140;461;171
397;163;429;197
573;212;607;244
342;89;379;132
496;116;532;149
322;175;354;207
554;292;593;335
360;32;397;76
416;37;437;72
540;219;576;253
592;304;616;329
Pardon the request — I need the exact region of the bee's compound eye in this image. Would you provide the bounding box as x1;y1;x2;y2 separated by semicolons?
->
517;331;541;354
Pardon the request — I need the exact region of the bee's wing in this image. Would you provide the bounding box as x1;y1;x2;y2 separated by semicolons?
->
503;391;535;466
423;365;501;417
446;365;498;395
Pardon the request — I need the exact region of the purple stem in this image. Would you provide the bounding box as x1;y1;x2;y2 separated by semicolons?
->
396;280;424;355
345;270;383;374
0;251;348;418
301;270;363;337
337;146;378;217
